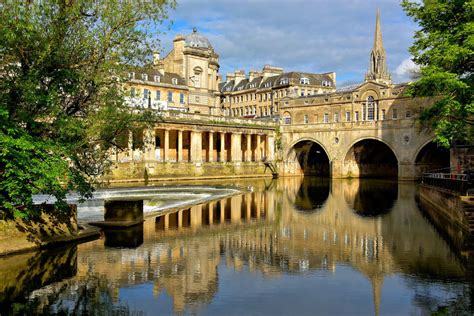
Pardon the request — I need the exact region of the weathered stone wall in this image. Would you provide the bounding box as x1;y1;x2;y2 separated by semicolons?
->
0;205;78;256
105;161;273;183
451;146;474;172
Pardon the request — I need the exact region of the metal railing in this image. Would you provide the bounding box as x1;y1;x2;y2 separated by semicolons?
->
421;167;473;195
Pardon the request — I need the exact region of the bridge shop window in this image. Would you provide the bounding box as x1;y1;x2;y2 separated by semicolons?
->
323;113;329;123
143;88;150;100
304;114;309;124
167;91;173;102
392;108;398;119
405;110;411;118
345;111;350;122
367;96;375;120
355;111;359;121
282;112;292;124
381;109;386;120
155;90;160;100
334;112;339;123
180;93;185;104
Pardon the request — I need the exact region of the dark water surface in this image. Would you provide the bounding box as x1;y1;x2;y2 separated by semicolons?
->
1;178;474;315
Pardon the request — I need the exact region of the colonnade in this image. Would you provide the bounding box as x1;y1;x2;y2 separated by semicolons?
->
114;128;275;163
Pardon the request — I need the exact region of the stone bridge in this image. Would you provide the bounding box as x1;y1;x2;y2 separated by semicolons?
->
277;82;450;180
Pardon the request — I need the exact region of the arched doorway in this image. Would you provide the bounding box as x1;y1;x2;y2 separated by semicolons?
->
415;141;450;176
288;140;330;176
344;139;398;178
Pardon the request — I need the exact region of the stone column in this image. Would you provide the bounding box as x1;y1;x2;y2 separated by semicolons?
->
177;130;183;162
220;132;226;162
209;132;214;162
128;130;133;160
190;131;202;163
164;129;169;162
178;210;183;228
145;129;155;161
231;133;242;162
164;214;169;230
246;134;252;162
256;134;261;161
267;134;275;161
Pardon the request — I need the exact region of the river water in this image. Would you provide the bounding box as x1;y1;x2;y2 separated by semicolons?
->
1;177;474;315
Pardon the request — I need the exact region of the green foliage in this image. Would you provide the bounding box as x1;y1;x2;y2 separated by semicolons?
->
402;0;473;147
0;1;175;218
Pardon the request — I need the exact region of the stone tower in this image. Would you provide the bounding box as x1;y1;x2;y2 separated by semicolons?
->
365;10;391;84
162;28;220;114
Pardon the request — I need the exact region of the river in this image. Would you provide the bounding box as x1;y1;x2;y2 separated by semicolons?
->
1;177;473;315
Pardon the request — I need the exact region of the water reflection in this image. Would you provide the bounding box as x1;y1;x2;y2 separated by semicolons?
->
345;179;398;217
104;224;144;248
293;177;330;212
1;177;474;315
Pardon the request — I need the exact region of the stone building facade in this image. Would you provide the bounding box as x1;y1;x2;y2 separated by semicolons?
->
219;66;336;119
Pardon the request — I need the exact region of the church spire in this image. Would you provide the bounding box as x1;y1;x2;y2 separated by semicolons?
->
365;10;391;84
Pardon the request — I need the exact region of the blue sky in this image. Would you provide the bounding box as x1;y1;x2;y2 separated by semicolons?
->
158;0;419;86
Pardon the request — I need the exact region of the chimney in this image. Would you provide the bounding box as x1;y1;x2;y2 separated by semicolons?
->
226;72;236;83
153;52;160;66
234;70;246;86
262;65;283;79
249;70;261;82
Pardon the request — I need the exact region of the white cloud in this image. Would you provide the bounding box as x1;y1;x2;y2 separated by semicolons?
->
393;58;420;83
158;0;418;86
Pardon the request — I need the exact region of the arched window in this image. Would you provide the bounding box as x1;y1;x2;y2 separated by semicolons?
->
282;112;292;124
367;96;375;121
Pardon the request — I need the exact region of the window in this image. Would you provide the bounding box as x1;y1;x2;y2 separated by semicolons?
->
355;111;359;121
392;109;398;119
334;112;339;123
167;91;173;102
323;113;329;123
130;87;136;97
280;77;289;85
180;93;185;104
304;114;309;124
195;96;200;102
381;109;386;120
345;111;350;122
300;77;310;85
246;95;248;101
406;110;411;118
143;88;149;99
128;72;135;79
172;78;178;85
301;90;305;97
155;90;160;100
283;112;291;124
142;74;148;81
154;75;161;82
367;96;375;120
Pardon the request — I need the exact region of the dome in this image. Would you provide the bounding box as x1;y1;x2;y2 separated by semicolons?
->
184;27;212;49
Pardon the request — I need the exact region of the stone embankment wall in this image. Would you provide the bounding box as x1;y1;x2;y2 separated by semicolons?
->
105;161;272;183
0;205;98;256
418;184;473;250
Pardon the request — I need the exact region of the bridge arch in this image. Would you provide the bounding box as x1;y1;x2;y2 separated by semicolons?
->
343;137;399;178
413;139;450;176
286;138;331;176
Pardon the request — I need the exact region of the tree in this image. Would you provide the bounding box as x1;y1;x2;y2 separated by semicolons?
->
401;0;473;147
0;1;175;219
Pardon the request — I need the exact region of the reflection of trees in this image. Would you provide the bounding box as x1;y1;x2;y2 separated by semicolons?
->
25;276;135;315
0;247;77;314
